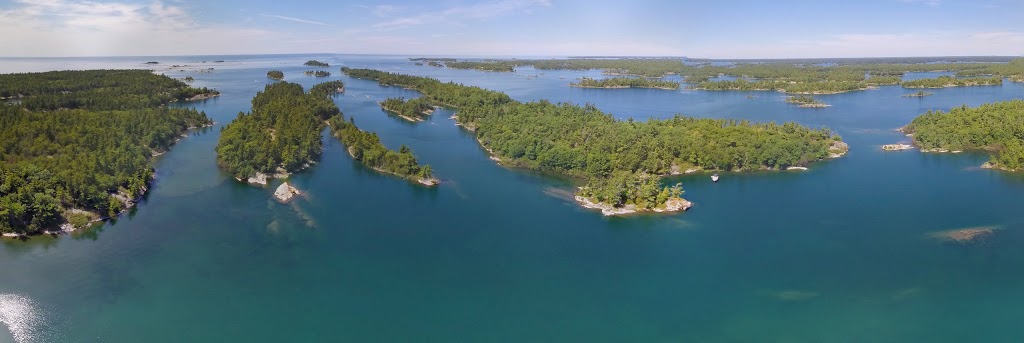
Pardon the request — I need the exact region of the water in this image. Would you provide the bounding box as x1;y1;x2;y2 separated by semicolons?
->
2;55;1024;342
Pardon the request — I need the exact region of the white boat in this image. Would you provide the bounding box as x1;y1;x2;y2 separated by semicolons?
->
711;173;719;182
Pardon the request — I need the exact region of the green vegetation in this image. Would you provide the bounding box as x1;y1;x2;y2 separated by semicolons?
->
304;70;331;77
902;90;933;97
343;67;845;212
267;70;284;80
571;77;680;90
0;69;217;110
903;100;1024;170
0;70;214;234
785;95;829;108
215;82;341;180
379;97;434;121
444;61;517;72
309;80;345;97
578;171;684;210
901;76;1002;88
304;60;329;67
327;115;436;185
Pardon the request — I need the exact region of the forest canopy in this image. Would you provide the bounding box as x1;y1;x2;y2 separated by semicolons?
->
903;100;1024;170
343;67;845;210
0;70;214;234
215;82;341;180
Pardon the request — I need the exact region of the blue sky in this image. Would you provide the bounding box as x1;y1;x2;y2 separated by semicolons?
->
1;0;1022;57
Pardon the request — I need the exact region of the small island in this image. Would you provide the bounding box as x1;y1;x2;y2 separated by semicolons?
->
785;95;830;108
309;80;345;96
215;81;341;185
327;115;438;186
902;100;1024;171
570;77;680;90
902;90;933;97
304;60;329;67
183;76;195;82
304;70;331;77
902;76;1002;88
575;171;691;216
379;97;434;122
267;70;284;80
882;143;915;151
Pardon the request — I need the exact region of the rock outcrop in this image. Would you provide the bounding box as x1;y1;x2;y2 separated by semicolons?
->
273;182;301;203
882;143;914;151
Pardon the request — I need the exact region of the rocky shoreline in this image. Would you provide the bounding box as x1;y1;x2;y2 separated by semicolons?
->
575;195;692;216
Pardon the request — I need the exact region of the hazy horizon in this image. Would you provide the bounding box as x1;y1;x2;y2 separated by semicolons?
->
2;0;1023;58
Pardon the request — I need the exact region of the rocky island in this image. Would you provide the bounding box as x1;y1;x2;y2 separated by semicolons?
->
379;97;434;122
902;100;1024;171
785;95;830;108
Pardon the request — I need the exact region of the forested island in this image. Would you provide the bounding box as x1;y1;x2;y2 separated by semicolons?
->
215;82;340;185
445;61;517;72
902;100;1024;171
901;76;1002;88
902;91;933;97
267;70;284;80
0;70;215;235
327;115;438;186
304;70;331;77
785;95;830;108
343;67;847;215
379;97;434;122
304;60;329;67
309;80;345;96
570;77;680;90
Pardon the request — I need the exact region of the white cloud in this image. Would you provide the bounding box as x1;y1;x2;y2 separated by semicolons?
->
0;0;289;56
370;0;551;31
258;14;328;26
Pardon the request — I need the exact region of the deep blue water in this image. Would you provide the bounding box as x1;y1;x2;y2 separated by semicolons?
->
1;55;1024;342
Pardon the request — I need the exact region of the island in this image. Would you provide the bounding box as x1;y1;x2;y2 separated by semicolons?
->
882;143;915;151
902;76;1002;88
183;76;195;82
343;67;847;215
570;77;680;90
445;60;516;72
304;70;331;77
267;70;284;80
215;81;341;185
785;95;830;108
327;115;438;186
379;97;434;122
309;80;345;96
901;100;1024;171
902;90;933;97
304;60;330;67
0;70;216;236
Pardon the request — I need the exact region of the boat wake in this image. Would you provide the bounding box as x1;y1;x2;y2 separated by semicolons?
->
0;293;46;343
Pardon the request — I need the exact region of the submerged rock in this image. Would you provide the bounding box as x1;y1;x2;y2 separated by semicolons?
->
928;226;996;244
273;182;302;203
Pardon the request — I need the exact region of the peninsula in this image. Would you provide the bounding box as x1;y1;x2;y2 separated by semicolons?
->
379;97;435;122
327;115;438;186
570;77;680;90
901;76;1002;88
0;70;216;236
343;67;847;215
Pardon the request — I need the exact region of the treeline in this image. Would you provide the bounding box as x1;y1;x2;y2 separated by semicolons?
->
309;80;345;97
342;68;844;210
304;60;329;67
327;115;435;183
571;77;680;90
901;76;1002;88
578;171;683;210
215;82;340;180
304;70;331;77
0;70;214;234
267;70;284;80
903;100;1024;170
380;97;434;121
445;61;517;72
0;70;216;111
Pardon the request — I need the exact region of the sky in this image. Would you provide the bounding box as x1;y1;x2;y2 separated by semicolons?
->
0;0;1022;58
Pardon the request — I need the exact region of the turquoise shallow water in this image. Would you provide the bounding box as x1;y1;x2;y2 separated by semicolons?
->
2;55;1024;342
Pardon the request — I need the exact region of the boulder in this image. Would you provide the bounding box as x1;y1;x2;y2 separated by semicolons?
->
274;182;301;203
